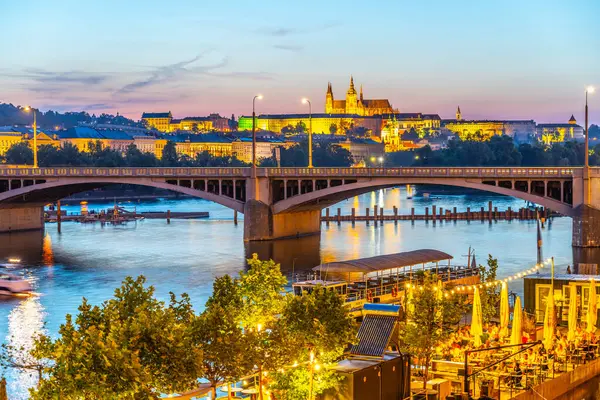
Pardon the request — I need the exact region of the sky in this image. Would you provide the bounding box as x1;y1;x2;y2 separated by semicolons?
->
1;0;599;124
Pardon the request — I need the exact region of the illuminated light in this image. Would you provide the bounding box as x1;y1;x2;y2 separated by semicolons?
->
23;106;31;112
293;361;298;367
243;380;248;385
444;293;449;298
433;287;438;291
508;277;513;281
263;371;268;377
378;156;384;162
302;98;309;104
370;157;376;162
8;258;21;263
314;364;321;371
451;290;455;294
257;323;262;332
419;286;424;291
405;283;411;288
256;94;263;100
587;86;596;94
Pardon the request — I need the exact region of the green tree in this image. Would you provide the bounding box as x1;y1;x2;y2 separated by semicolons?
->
478;255;500;323
272;286;355;400
4;142;33;165
329;123;338;135
161;140;179;167
194;275;253;398
238;254;287;329
124;143;158;167
30;276;202;399
295;121;307;133
398;273;466;389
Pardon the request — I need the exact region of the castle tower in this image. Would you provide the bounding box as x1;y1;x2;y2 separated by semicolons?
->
325;82;334;113
569;114;577;125
345;76;358;114
456;106;462;121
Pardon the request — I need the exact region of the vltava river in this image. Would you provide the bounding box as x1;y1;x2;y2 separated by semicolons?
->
0;186;588;398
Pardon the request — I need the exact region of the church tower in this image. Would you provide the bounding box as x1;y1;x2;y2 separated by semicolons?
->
345;76;358;114
456;106;462;121
325;82;334;113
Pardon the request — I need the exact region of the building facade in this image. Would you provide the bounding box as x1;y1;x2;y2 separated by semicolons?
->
141;112;173;132
536;115;584;144
443;107;536;141
325;76;396;116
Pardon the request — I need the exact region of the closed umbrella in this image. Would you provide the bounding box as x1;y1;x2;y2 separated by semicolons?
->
500;282;509;338
0;377;6;400
510;296;523;346
567;285;577;342
543;291;555;350
472;287;483;347
587;279;597;333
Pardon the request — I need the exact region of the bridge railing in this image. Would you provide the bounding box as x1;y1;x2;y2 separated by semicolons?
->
263;167;575;178
0;166;578;178
0;167;248;178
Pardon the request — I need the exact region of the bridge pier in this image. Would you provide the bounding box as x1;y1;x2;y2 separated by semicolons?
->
243;199;321;241
572;205;600;248
0;206;44;233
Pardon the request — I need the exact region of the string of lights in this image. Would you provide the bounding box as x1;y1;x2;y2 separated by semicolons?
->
404;257;553;296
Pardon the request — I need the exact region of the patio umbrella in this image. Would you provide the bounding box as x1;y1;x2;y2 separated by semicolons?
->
510;296;522;346
543;291;555;350
567;285;577;342
0;377;6;400
472;287;483;347
587;279;597;333
500;282;509;338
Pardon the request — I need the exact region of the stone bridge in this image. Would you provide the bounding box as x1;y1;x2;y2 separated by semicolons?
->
0;166;598;247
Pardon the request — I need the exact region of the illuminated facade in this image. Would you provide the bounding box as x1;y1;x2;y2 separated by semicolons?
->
141;112;173;132
379;113;442;152
536;115;584;144
443;106;535;141
0;131;26;155
238;114;382;136
325;76;396;116
142;112;233;133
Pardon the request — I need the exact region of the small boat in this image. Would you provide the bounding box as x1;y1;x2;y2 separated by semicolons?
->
0;273;32;296
0;258;23;269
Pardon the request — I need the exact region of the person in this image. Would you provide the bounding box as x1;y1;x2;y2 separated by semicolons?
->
512;362;523;388
567;265;572;274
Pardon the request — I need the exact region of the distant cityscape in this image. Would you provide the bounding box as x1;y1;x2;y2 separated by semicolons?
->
0;77;595;166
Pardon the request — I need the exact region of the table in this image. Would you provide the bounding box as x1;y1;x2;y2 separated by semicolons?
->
242;388;259;400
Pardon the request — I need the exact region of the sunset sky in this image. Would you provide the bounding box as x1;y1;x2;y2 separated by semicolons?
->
1;0;599;123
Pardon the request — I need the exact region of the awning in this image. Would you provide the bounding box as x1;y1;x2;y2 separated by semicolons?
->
312;249;453;273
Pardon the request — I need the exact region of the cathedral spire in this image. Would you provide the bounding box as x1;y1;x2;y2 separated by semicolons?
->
360;84;363;101
327;82;332;94
456;106;462;121
347;75;356;95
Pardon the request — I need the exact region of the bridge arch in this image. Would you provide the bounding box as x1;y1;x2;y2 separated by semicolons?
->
272;177;574;217
0;177;245;213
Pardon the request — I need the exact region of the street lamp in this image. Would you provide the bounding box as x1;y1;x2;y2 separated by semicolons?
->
302;98;313;168
23;106;38;168
585;86;595;168
252;94;263;177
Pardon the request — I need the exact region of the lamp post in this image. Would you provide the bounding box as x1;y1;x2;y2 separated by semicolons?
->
23;106;38;168
585;86;595;205
252;94;263;177
302;98;313;168
585;86;595;168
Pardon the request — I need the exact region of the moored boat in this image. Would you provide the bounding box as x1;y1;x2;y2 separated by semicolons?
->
0;273;33;296
292;249;481;318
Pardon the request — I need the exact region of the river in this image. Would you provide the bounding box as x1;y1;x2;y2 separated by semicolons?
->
0;186;591;398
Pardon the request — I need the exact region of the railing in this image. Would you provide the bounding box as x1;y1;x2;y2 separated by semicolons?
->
292;265;479;303
0;166;583;178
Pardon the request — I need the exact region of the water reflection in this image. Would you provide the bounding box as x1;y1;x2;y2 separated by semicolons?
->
6;296;46;399
0;191;598;398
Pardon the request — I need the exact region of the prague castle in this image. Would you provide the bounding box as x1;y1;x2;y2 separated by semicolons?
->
325;76;396;116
